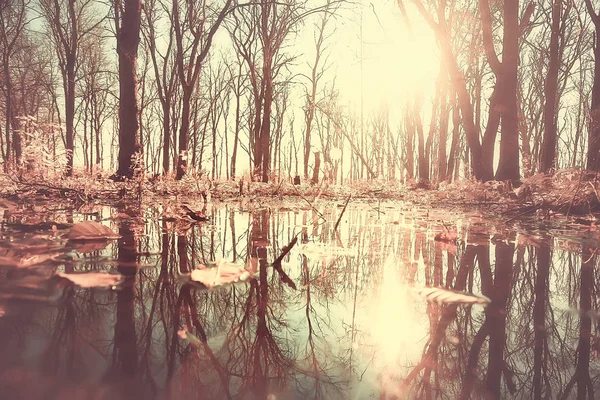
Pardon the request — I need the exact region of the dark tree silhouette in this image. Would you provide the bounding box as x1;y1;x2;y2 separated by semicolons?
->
114;0;143;179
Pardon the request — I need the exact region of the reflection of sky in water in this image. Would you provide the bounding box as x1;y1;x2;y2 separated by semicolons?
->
0;201;599;399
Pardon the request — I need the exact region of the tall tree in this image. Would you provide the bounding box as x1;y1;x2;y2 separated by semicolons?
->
478;0;534;181
40;0;101;176
585;0;600;171
491;0;521;181
302;7;333;180
142;0;178;175
114;0;143;179
0;0;29;169
172;0;235;180
540;0;567;173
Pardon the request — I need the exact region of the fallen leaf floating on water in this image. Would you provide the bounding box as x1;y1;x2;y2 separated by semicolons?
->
190;260;254;288
56;271;123;288
413;287;491;306
0;252;62;268
68;221;121;241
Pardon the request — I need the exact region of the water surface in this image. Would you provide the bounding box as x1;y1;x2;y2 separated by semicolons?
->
0;200;598;399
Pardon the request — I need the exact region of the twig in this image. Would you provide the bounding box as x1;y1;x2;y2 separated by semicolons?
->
9;175;87;201
334;195;351;232
292;185;326;221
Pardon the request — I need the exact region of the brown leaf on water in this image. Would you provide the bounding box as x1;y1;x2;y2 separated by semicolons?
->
68;221;120;241
413;287;491;306
56;271;123;288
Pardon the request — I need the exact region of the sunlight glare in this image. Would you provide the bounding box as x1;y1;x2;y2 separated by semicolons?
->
369;255;426;365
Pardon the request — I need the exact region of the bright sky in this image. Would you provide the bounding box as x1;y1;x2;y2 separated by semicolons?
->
329;0;440;114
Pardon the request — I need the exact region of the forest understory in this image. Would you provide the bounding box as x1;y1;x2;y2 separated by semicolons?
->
1;167;599;222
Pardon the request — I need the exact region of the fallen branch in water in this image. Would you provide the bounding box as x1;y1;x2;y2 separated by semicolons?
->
334;194;351;232
292;185;326;221
271;236;298;290
272;236;298;265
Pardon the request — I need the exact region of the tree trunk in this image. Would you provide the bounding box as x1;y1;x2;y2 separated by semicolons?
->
231;82;241;179
481;87;501;181
405;106;414;179
437;72;449;181
439;38;483;180
176;89;191;179
446;99;460;181
540;0;561;173
587;26;600;171
65;57;76;176
415;98;428;181
162;100;171;174
3;59;12;168
259;61;273;183
495;0;520;181
115;0;142;179
311;151;320;184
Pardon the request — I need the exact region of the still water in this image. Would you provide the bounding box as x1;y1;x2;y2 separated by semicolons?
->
0;199;599;399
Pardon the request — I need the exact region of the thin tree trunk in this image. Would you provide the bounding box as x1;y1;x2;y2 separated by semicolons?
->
540;0;562;173
176;89;191;179
586;12;600;170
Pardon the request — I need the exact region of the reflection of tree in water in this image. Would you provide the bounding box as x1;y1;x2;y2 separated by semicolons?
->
394;244;478;399
9;204;600;399
103;220;139;397
228;209;294;397
560;245;596;400
296;241;346;399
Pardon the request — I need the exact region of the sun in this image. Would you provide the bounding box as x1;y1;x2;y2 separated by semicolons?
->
333;1;441;113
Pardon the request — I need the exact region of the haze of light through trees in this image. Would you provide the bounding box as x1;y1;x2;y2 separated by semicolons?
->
0;0;599;184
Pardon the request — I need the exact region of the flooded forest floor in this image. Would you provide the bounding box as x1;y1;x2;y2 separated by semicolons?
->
1;168;600;399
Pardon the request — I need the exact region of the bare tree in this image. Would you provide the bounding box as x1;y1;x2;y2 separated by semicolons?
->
585;0;600;171
40;0;103;176
142;0;178;175
172;0;235;180
0;0;30;169
302;6;334;181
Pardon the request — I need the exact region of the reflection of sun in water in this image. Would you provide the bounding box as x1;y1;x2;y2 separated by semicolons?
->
367;255;428;396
